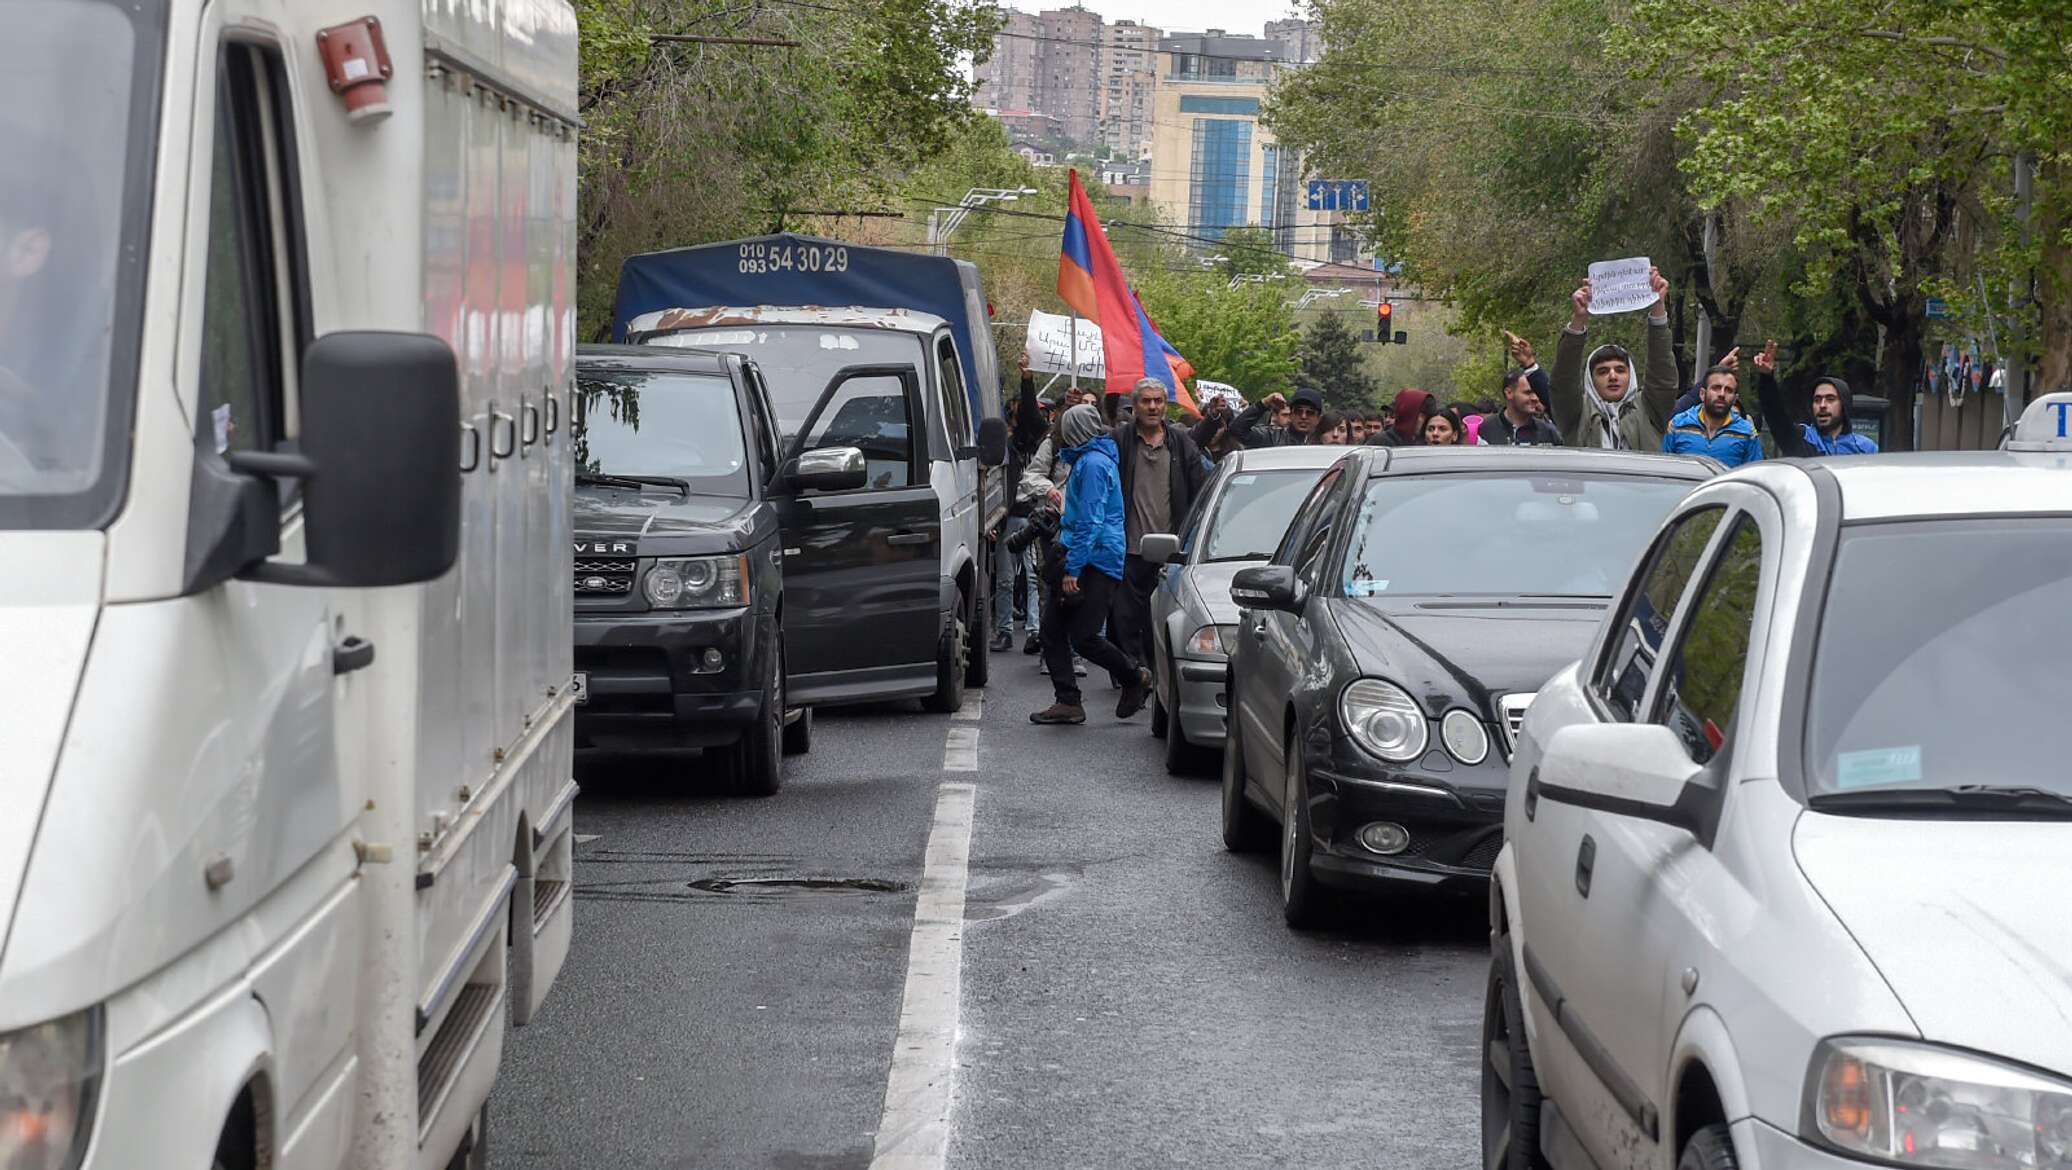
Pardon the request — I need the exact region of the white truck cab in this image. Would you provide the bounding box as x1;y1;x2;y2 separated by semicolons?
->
1;4;577;1169
1485;400;2072;1170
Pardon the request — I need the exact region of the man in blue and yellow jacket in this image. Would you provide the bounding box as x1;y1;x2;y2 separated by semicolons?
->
1663;364;1765;468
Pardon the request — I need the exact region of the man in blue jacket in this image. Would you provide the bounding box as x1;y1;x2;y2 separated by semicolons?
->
1662;364;1764;467
1753;340;1879;456
1032;404;1152;725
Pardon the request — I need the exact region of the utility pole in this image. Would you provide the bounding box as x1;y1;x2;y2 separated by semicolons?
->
2012;150;2038;426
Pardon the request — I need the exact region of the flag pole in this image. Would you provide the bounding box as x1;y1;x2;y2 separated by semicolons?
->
1069;313;1079;388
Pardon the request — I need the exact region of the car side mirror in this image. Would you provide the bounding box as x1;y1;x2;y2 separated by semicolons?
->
1139;533;1183;566
1230;564;1302;613
208;332;461;590
786;446;868;492
975;416;1009;468
1534;722;1711;838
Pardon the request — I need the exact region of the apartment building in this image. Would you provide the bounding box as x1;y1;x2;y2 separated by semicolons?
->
1099;20;1161;159
1264;17;1324;65
973;8;1041;113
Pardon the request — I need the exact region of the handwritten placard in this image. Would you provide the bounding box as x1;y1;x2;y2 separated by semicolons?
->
1195;379;1245;410
1586;256;1656;316
1025;309;1105;380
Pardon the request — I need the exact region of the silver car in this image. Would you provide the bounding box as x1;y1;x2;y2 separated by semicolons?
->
1138;446;1348;774
1485;393;2072;1170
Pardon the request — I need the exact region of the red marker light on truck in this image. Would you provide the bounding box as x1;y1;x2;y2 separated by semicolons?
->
316;16;395;125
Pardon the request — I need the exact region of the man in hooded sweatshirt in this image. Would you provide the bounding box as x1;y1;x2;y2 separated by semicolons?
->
1031;404;1153;725
1376;388;1433;445
1751;340;1879;456
1548;266;1681;450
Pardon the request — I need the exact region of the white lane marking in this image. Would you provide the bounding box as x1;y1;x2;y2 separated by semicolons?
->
870;782;976;1170
573;833;601;845
942;726;979;772
951;694;984;721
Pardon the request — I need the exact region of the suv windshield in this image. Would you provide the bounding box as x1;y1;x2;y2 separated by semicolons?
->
0;0;159;529
644;326;925;445
1202;468;1329;562
573;369;751;497
1340;473;1693;597
1806;518;2072;799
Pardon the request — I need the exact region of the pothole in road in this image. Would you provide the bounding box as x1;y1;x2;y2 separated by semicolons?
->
685;877;910;896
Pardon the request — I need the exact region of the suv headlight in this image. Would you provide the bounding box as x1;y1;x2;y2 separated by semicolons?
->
1806;1037;2072;1168
1340;678;1428;763
1184;624;1236;658
643;555;748;609
1;1008;102;1170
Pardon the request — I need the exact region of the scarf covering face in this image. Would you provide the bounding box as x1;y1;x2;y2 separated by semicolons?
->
1580;343;1641;449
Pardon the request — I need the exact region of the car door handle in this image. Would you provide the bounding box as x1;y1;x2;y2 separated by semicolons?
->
888;531;931;546
1575;834;1596;898
333;635;376;676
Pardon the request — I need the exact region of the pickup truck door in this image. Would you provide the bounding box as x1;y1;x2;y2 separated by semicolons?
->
777;365;941;695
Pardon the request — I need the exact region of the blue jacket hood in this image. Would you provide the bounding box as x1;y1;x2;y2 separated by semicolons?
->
1060;434;1118;465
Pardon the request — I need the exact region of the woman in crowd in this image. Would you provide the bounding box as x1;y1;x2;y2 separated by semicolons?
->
1423;407;1464;446
1316;413;1351;445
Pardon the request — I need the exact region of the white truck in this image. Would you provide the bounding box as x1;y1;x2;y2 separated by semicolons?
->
0;3;577;1169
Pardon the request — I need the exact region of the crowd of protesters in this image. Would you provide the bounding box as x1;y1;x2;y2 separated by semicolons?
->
994;263;1878;725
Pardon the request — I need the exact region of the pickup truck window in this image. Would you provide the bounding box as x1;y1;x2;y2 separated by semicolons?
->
572;370;751;497
650;325;926;448
936;335;972;446
0;0;162;529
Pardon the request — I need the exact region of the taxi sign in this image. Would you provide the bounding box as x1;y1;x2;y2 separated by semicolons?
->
2007;392;2072;452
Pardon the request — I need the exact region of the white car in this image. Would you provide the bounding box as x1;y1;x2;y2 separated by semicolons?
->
1485;394;2072;1170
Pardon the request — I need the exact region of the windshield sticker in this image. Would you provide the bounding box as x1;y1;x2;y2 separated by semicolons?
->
1347;578;1388;596
1834;746;1923;789
1230;474;1256;486
818;334;861;351
694;330;757;345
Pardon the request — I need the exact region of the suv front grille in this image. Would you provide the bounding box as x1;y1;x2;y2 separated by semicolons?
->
574;559;638;596
1498;693;1535;758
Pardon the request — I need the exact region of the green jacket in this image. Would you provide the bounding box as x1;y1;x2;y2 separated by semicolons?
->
1548;316;1681;451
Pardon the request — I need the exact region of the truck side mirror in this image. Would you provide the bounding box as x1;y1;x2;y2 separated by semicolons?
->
975;416;1009;468
235;332;462;588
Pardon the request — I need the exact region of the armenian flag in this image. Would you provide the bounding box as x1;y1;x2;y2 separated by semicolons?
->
1057;170;1197;413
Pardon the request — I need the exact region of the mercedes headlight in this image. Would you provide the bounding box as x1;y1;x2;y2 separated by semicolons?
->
1184;624;1237;658
1339;678;1429;763
1440;709;1490;766
1806;1037;2072;1168
1;1008;102;1170
643;555;748;609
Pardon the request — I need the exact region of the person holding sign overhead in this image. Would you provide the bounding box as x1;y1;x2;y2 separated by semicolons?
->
1547;262;1681;450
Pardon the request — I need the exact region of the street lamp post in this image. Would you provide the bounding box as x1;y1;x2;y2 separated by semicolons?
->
928;186;1040;256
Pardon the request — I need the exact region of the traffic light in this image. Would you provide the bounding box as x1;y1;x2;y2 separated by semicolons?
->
1376;301;1394;344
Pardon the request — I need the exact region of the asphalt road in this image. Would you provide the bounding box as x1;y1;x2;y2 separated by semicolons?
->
491;644;1489;1170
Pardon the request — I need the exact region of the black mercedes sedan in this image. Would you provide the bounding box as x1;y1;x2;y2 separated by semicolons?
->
1221;446;1720;928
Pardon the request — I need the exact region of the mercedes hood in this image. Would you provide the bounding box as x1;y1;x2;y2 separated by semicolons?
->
1794;814;2072;1079
1330;597;1607;716
0;534;104;979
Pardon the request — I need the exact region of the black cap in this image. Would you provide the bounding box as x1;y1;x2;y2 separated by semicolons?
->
1291;387;1325;412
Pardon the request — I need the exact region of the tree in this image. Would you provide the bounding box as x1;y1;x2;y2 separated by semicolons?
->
1298;313;1378;409
1216;225;1293;281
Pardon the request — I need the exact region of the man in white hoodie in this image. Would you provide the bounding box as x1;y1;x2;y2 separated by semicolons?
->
1547;266;1681;451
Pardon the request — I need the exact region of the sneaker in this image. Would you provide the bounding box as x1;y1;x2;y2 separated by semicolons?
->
1074;660;1088;677
1115;668;1154;718
1022;632;1042;655
1030;702;1086;725
989;631;1013;653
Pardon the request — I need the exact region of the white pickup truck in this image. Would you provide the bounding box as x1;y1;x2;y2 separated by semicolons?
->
0;3;577;1169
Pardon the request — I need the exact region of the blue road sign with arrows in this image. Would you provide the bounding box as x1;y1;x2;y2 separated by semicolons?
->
1306;180;1369;212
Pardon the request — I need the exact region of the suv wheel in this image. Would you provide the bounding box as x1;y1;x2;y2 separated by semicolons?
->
923;608;968;714
1678;1126;1739;1170
1221;708;1271;852
1279;735;1326;929
1481;928;1549;1170
724;649;784;797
